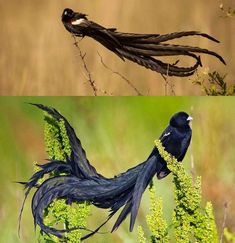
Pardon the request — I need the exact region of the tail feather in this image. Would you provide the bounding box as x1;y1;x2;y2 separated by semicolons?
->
18;160;72;236
124;43;226;65
130;156;158;231
29;103;102;179
112;32;160;40
118;31;220;44
111;201;132;232
118;49;200;77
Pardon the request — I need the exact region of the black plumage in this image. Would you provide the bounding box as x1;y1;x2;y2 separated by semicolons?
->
61;8;225;77
19;104;192;240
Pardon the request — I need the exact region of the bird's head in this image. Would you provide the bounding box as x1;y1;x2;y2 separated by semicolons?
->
170;112;193;128
62;8;75;21
62;8;87;25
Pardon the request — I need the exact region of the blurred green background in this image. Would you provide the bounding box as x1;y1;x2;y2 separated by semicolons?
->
0;97;234;242
1;0;234;95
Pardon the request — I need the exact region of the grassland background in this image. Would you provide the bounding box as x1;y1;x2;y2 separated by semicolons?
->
0;97;234;242
1;0;234;95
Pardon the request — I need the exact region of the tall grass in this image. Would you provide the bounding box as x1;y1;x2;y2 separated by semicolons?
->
1;0;234;95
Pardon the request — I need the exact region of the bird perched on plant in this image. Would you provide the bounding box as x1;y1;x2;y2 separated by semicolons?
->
61;8;225;77
19;104;192;241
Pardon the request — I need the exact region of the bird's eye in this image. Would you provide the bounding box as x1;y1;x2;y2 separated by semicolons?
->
64;11;67;15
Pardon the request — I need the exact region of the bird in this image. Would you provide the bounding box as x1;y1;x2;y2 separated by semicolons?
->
61;8;225;77
19;104;192;241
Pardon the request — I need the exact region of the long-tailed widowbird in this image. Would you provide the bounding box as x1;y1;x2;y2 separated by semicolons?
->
62;8;225;77
19;104;192;240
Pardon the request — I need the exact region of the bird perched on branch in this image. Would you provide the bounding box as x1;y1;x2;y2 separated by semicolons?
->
61;8;225;77
19;104;192;241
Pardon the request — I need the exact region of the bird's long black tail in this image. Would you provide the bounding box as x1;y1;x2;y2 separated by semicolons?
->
91;30;226;76
30;157;162;240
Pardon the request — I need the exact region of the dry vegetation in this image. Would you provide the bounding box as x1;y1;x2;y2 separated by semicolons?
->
1;0;234;95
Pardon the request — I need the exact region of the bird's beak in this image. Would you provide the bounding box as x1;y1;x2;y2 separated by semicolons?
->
187;116;193;122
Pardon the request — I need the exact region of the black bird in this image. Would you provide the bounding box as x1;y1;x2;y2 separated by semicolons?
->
61;8;225;77
19;104;192;241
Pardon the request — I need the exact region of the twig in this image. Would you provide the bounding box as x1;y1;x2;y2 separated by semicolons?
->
220;202;229;243
189;106;196;183
99;89;113;96
97;52;143;96
73;36;98;96
161;64;175;96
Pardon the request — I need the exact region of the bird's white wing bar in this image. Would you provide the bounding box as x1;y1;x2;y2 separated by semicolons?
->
71;18;85;25
162;132;171;138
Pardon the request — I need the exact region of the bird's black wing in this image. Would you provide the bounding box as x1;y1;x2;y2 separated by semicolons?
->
68;20;125;60
156;125;192;179
178;129;192;162
147;125;173;160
